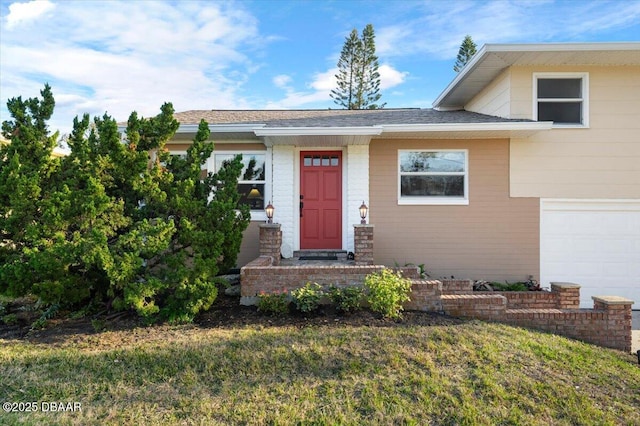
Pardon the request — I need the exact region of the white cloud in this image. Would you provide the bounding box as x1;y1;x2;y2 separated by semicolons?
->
309;68;337;92
273;74;293;89
0;1;263;134
379;64;407;89
5;0;55;30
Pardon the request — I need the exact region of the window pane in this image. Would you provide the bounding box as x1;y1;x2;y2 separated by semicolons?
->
321;156;330;166
304;156;312;166
538;78;581;99
538;102;582;124
238;183;265;210
330;156;339;166
401;175;464;197
215;154;265;181
312;156;320;166
400;151;465;173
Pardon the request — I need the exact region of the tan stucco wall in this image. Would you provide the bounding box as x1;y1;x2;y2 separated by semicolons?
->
236;221;261;268
505;66;640;198
466;68;511;118
369;138;539;282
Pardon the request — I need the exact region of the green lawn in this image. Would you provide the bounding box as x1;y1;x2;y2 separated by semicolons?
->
1;320;639;425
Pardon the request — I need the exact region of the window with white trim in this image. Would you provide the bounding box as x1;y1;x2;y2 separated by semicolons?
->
398;150;468;205
534;73;588;127
213;152;266;210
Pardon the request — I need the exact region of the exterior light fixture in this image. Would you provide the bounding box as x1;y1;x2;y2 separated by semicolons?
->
265;201;275;224
359;201;368;224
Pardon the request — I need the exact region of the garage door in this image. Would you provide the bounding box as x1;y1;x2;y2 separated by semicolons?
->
540;199;640;308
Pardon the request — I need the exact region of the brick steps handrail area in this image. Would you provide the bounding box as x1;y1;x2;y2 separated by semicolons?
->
248;222;634;353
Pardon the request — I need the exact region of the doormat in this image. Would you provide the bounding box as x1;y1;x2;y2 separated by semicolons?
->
298;256;338;261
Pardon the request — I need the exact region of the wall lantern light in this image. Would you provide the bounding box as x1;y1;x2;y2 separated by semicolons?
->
265;201;275;224
359;201;368;224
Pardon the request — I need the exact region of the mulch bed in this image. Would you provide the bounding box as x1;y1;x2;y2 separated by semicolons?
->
0;293;465;344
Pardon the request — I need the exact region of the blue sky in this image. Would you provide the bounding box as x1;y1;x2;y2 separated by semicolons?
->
1;0;640;136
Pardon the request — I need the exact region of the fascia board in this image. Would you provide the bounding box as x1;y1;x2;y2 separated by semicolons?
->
178;124;265;133
380;121;553;133
432;44;489;109
253;127;383;136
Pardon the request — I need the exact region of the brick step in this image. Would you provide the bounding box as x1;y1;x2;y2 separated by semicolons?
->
505;308;566;315
293;250;348;260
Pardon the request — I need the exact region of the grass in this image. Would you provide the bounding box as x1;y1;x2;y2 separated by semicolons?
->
1;320;639;425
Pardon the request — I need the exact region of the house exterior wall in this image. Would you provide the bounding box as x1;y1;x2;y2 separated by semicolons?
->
236;221;261;267
465;68;511;118
497;66;640;199
369;138;539;282
345;145;370;253
272;145;296;258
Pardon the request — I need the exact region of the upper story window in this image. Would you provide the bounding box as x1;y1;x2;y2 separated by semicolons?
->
213;152;266;210
534;73;589;127
398;150;469;205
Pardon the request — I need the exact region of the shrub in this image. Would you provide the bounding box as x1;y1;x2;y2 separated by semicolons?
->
364;269;412;319
0;86;250;323
328;286;364;313
257;291;290;316
491;281;529;291
291;282;323;313
2;313;18;325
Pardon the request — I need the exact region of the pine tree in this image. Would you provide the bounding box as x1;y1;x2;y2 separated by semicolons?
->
331;24;384;109
454;35;477;73
357;24;384;109
331;29;360;109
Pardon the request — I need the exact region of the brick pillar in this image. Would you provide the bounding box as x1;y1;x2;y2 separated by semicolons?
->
354;224;374;265
592;295;634;353
551;282;581;309
259;223;282;266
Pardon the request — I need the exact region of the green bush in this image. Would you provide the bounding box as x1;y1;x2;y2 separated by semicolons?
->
291;282;323;313
0;86;250;322
364;269;412;319
257;291;290;316
490;282;528;291
328;286;364;313
2;313;18;325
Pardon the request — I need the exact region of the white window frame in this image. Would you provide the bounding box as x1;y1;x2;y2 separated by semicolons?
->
209;151;271;221
397;149;469;206
533;72;589;128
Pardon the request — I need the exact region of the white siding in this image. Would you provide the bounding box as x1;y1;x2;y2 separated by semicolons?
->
272;145;295;258
345;145;370;253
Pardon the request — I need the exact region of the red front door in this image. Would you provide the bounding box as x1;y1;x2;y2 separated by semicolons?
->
300;151;342;249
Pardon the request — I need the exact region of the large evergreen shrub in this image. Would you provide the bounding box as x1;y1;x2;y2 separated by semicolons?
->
0;85;250;322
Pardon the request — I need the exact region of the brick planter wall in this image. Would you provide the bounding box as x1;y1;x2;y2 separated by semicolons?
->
441;279;473;294
440;283;634;352
241;227;635;352
405;280;443;312
504;295;633;352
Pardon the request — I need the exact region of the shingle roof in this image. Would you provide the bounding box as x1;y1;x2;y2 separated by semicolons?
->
173;108;532;128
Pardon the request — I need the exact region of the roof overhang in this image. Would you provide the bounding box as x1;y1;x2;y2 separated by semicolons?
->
377;121;553;139
122;119;553;146
433;42;640;110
